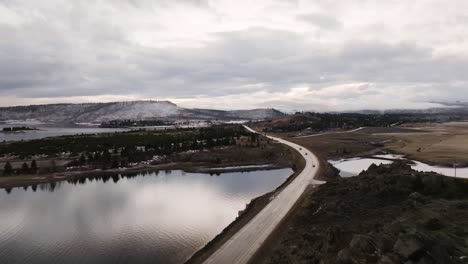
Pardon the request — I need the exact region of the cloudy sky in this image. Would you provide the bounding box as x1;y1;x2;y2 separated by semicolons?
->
1;0;467;111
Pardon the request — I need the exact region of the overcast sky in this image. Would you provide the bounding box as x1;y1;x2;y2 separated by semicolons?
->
1;0;467;111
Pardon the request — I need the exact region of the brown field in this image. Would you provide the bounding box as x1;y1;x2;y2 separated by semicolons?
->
265;122;468;166
385;122;468;166
287;130;392;160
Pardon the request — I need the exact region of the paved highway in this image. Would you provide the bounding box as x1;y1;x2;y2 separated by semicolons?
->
204;125;325;264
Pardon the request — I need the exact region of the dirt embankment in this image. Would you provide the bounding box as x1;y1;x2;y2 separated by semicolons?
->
185;143;306;264
262;162;468;264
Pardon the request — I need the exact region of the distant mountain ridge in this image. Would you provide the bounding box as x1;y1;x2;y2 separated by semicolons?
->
0;101;284;124
343;102;468;116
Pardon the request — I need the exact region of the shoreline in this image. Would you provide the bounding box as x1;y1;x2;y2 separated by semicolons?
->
247;153;338;264
0;126;308;264
185;143;306;264
357;152;468;169
0;129;40;134
0;162;288;190
0;144;304;263
389;151;468;168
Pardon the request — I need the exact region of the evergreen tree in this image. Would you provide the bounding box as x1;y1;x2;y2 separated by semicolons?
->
21;162;30;174
206;138;214;148
79;154;86;165
93;152;101;162
50;160;57;173
111;157;119;169
30;160;38;174
87;153;94;163
102;150;111;164
3;162;13;176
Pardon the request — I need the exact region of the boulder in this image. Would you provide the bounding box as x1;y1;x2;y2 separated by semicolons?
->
393;235;425;259
350;234;376;254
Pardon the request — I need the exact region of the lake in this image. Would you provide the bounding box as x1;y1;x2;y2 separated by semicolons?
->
0;125;178;142
0;168;292;264
0;125;130;142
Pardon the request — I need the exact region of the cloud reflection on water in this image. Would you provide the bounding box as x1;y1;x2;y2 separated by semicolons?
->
0;168;291;264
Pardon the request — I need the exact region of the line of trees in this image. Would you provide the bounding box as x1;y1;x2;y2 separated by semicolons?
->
2;160;38;176
66;133;241;169
2;126;36;132
0;125;253;174
0;125;250;157
265;112;434;132
99;119;174;128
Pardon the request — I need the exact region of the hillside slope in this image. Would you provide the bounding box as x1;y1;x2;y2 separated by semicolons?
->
264;162;468;264
0;101;284;124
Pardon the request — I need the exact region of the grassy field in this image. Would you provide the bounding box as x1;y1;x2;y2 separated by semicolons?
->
286;130;391;160
262;122;468;167
385;122;468;166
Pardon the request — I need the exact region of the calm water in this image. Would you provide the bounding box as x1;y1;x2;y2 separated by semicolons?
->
0;168;292;264
0;125;130;142
330;157;468;179
329;158;393;177
0;125;178;142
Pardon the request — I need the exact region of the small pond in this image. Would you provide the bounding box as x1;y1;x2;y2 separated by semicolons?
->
330;156;468;179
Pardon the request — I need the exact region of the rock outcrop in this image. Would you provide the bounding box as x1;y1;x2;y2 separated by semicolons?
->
265;163;468;264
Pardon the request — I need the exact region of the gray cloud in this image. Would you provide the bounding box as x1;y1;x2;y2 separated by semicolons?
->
297;13;343;31
0;0;467;110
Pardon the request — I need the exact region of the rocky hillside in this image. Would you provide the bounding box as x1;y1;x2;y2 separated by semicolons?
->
264;162;468;264
0;101;284;124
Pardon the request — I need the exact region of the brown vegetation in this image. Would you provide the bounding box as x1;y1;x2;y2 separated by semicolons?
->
262;162;468;264
289;130;391;161
385;122;468;166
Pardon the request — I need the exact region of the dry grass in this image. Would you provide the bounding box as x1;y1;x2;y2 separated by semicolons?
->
288;130;390;160
385;122;468;165
269;122;468;166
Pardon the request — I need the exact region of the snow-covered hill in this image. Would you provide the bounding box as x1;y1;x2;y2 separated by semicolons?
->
0;101;284;124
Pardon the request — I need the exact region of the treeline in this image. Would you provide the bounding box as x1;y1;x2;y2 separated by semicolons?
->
266;112;436;132
0;125;251;161
3;170;172;194
67;127;250;169
99;119;174;128
3;160;38;176
2;126;36;132
305;112;402;129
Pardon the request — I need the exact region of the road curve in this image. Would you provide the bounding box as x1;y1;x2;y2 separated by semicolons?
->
294;127;366;138
204;125;325;264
